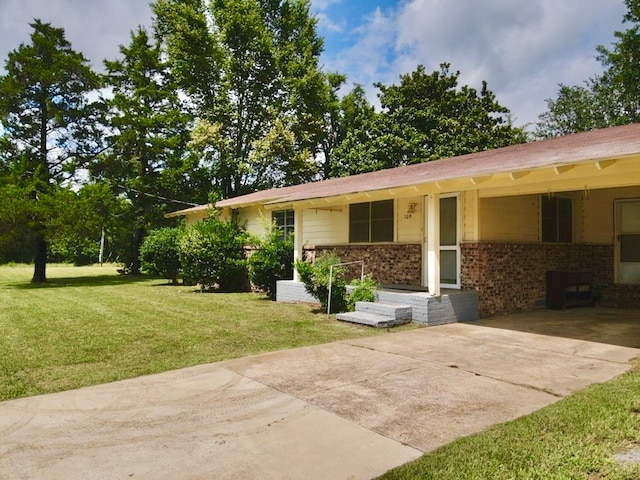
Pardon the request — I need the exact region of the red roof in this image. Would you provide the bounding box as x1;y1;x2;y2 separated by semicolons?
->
174;123;640;213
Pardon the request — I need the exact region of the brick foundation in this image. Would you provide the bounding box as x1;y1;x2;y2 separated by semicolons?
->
312;244;422;286
460;243;619;317
303;242;639;317
600;284;640;309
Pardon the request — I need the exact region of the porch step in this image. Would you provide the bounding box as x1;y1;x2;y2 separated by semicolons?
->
336;301;413;328
336;311;408;328
354;301;413;322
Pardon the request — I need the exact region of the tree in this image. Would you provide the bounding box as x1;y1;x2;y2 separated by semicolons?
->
0;20;100;282
153;0;330;197
332;64;525;176
247;228;294;299
536;0;640;137
140;227;183;284
535;82;624;138
597;0;640;123
178;213;248;291
96;26;193;274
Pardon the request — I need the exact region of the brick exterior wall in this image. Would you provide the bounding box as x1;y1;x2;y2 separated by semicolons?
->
302;242;639;316
460;243;618;317
313;244;422;286
600;284;640;309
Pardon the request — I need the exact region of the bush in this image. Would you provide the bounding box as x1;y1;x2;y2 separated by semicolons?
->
295;251;346;313
49;237;100;266
248;229;294;300
347;275;379;311
140;227;183;284
178;214;248;291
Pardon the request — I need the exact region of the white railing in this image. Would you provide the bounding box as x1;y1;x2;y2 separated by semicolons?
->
328;260;365;318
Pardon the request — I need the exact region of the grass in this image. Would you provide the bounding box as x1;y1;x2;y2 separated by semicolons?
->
0;263;393;401
378;366;640;479
3;264;639;478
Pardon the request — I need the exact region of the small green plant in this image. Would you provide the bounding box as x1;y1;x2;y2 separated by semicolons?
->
247;228;294;300
347;275;379;311
178;213;248;291
140;227;183;284
296;251;347;313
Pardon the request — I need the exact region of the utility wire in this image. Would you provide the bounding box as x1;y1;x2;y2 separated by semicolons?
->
113;182;199;207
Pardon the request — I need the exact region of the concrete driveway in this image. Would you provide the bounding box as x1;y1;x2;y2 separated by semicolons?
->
1;308;639;480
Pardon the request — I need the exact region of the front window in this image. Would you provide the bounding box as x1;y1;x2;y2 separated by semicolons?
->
541;195;572;243
272;210;294;240
349;200;394;243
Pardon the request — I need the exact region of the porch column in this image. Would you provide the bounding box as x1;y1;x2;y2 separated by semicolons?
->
427;193;441;296
293;206;303;281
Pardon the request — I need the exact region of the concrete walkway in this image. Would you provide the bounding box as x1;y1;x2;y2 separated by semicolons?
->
1;308;639;479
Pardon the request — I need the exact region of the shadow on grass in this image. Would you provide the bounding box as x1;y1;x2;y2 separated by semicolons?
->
9;274;160;289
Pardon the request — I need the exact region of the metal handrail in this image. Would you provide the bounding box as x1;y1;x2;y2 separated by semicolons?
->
328;260;365;318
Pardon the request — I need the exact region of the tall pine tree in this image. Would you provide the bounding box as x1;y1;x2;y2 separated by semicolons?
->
97;26;192;274
0;20;100;282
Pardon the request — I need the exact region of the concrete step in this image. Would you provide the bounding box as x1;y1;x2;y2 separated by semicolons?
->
354;302;412;322
336;311;410;328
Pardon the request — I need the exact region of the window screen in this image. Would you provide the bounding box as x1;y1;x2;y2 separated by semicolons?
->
349;200;394;243
272;210;294;240
541;196;572;243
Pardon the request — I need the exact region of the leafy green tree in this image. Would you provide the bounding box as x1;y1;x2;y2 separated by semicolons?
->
140;227;183;284
153;0;329;197
96;26;193;274
178;213;248;291
0;20;100;281
536;0;640;137
332;64;525;176
247;228;294;300
597;0;640;123
295;251;346;313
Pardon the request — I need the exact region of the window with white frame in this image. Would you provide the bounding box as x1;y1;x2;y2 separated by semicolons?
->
349;200;394;243
541;195;572;243
272;210;294;240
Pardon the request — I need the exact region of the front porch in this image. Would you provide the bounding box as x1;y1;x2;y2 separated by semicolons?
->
276;280;479;326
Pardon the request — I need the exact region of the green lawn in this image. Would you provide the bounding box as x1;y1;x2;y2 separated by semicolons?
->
3;264;639;479
0;264;388;401
379;363;640;479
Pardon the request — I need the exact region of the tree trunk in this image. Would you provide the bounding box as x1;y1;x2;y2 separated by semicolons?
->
130;225;145;275
31;234;47;283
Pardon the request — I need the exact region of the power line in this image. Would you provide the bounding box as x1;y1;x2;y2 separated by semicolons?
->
113;182;199;207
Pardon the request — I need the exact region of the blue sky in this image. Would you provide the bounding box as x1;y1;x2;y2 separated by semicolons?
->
0;0;629;128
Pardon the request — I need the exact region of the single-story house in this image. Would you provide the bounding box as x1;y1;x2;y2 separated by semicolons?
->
168;123;640;321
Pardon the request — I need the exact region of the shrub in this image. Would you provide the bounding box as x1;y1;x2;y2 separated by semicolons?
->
178;214;248;291
49;237;100;266
347;275;379;311
295;251;346;313
248;229;294;300
140;227;183;284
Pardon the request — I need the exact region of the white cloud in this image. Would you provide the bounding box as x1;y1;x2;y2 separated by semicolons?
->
1;0;629;129
315;12;345;33
0;0;153;73
312;0;343;10
320;0;627;127
391;0;627;125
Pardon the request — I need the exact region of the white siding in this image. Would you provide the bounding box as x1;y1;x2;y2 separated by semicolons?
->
237;206;270;237
581;186;640;243
480;195;539;242
185;211;208;227
396;196;422;243
302;207;347;245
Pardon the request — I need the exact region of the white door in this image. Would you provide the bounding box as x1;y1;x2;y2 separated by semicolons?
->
440;195;460;288
616;199;640;285
423;194;460;289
